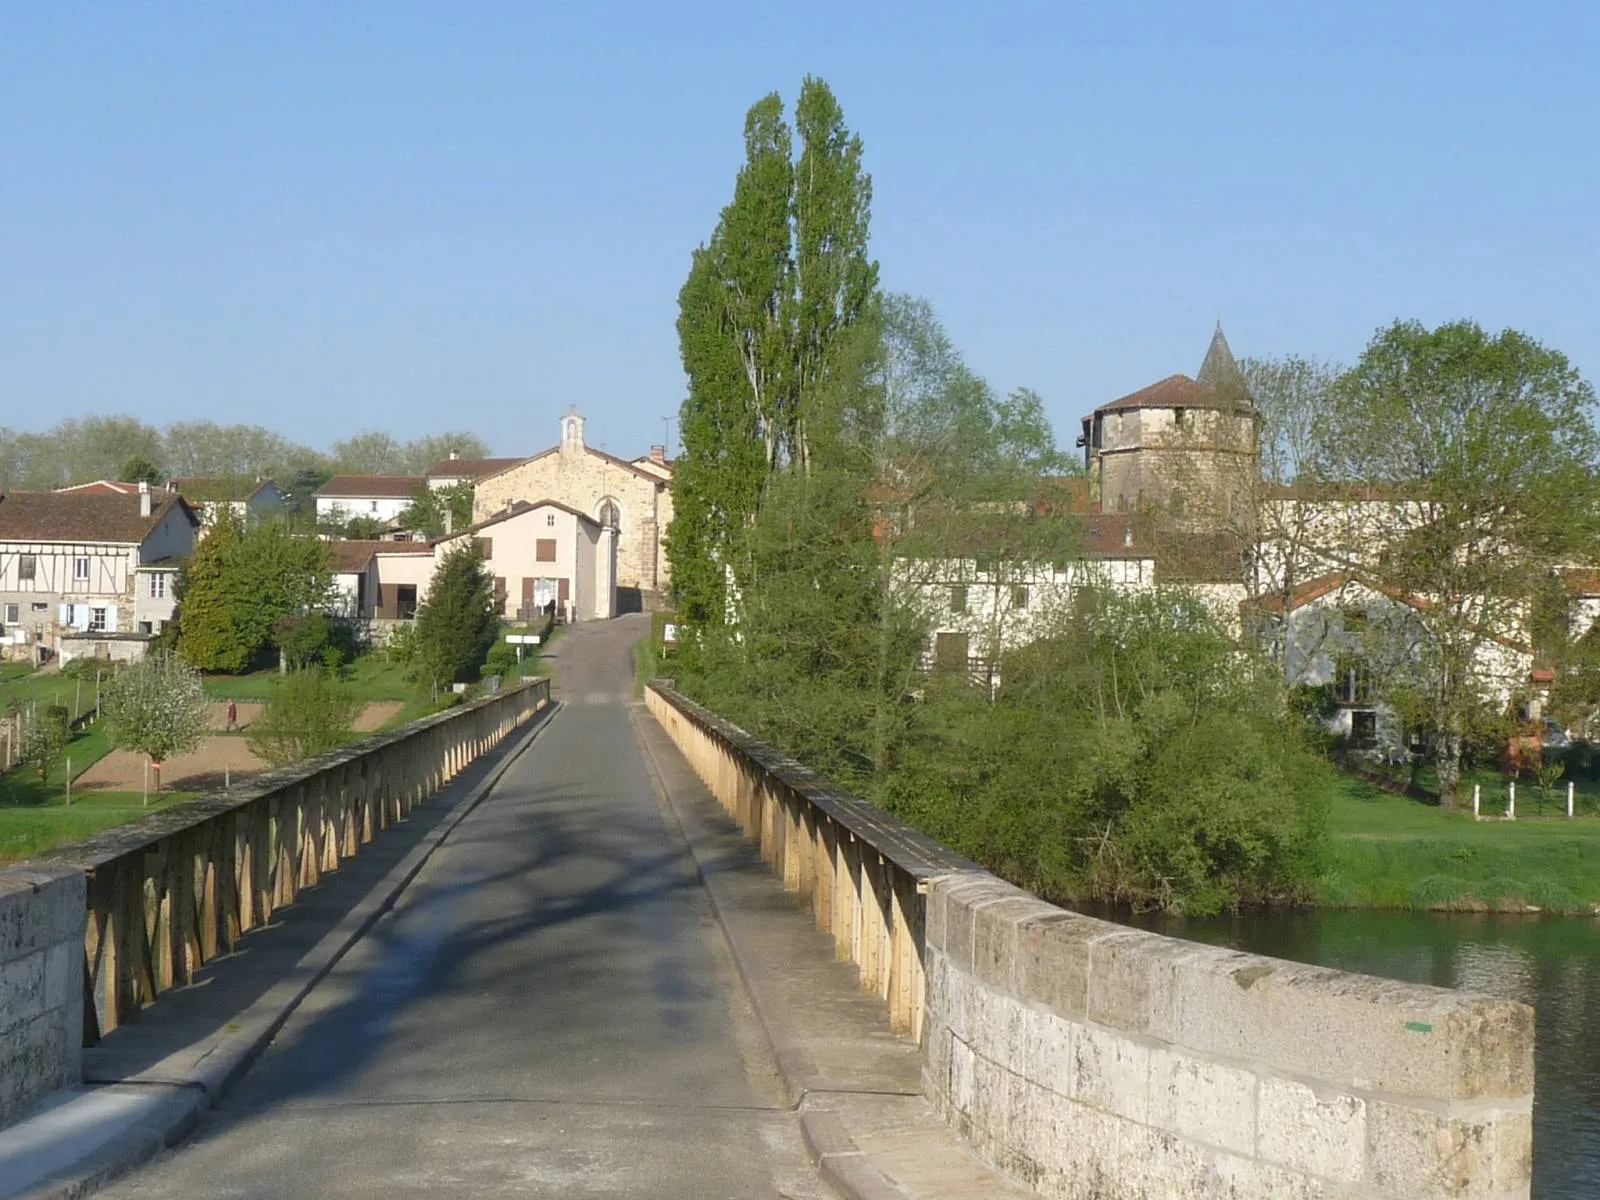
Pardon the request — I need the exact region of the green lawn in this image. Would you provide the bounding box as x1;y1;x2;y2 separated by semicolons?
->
203;654;417;704
1320;769;1600;912
0;662;111;722
0;792;199;865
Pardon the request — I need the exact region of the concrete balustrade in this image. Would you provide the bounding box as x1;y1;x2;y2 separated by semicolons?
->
646;680;1535;1199
0;677;549;1129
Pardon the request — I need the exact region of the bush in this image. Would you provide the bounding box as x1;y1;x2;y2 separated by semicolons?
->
246;668;362;766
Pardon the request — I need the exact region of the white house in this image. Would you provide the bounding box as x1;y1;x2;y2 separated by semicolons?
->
0;483;199;664
434;499;615;624
169;477;285;527
1254;572;1536;752
314;475;424;530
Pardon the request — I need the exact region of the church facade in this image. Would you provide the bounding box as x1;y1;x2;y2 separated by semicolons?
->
472;410;674;607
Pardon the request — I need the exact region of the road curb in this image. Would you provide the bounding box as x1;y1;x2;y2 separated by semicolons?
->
629;704;915;1200
12;701;560;1200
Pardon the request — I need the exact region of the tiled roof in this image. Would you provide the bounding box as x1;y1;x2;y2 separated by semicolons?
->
478;445;669;486
423;457;528;481
170;476;276;503
442;499;601;541
314;475;425;499
54;480;145;496
1098;374;1241;414
373;541;436;555
0;491;195;545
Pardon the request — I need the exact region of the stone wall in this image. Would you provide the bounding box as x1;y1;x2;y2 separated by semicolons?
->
0;866;85;1128
924;871;1533;1199
645;680;1536;1199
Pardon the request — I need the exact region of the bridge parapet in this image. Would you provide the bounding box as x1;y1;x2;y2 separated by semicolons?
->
0;675;550;1129
645;680;1534;1199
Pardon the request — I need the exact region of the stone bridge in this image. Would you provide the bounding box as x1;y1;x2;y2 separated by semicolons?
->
0;616;1533;1199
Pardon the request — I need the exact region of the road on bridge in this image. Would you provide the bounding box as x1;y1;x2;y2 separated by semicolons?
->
100;614;830;1200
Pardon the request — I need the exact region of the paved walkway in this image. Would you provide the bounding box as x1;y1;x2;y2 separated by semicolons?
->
96;617;826;1199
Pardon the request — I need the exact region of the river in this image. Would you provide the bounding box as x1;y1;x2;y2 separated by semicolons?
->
1112;908;1599;1198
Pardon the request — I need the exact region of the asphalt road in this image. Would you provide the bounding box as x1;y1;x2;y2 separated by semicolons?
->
100;615;828;1199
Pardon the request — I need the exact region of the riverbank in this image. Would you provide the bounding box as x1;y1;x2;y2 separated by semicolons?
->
1320;771;1600;913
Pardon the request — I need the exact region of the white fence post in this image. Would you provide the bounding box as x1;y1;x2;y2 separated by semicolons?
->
1507;780;1516;821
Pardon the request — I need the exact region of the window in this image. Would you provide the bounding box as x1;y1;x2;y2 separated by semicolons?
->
536;539;557;563
598;499;620;529
1350;710;1378;748
949;585;968;614
89;607;107;632
30;603;46;613
396;585;418;621
74;557;90;582
148;574;166;599
1011;586;1030;610
1173;407;1187;428
18;555;35;582
369;500;379;512
1333;655;1372;706
2;604;15;624
935;631;969;671
1342;607;1368;630
546;513;555;527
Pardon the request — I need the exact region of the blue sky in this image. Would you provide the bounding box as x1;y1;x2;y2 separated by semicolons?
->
1;3;1594;458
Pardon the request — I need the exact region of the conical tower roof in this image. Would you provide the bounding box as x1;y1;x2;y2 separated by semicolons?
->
1197;322;1252;411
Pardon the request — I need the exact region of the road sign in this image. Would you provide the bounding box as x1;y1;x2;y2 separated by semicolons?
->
505;634;542;645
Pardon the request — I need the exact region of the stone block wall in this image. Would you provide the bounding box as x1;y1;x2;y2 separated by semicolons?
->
0;866;85;1128
924;871;1534;1199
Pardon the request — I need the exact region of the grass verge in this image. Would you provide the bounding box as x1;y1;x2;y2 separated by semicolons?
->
1319;769;1600;912
0;792;200;864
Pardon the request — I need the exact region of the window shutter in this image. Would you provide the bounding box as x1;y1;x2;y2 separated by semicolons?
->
58;604;69;625
73;605;89;630
105;605;119;633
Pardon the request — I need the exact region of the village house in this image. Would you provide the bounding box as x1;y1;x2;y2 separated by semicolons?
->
472;410;671;608
0;483;199;664
314;475;424;533
168;477;285;527
324;540;436;627
435;499;616;624
423;454;527;492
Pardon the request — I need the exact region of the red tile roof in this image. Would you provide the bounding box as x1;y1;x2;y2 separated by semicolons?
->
422;457;528;481
0;491;195;544
1097;373;1255;416
314;475;425;499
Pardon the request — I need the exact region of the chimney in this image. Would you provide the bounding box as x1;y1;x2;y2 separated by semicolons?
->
649;444;666;465
139;479;153;518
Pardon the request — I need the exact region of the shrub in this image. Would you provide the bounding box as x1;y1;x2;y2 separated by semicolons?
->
246;668;362;766
101;651;209;769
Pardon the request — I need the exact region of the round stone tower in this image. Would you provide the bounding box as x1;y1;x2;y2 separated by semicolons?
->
1078;324;1259;527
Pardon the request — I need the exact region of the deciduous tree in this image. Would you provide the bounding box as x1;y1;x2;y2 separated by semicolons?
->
1318;320;1600;806
101;652;209;786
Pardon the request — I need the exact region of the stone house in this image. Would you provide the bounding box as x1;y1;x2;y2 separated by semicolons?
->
0;483;198;664
436;499;616;624
472;410;671;607
323;540;436;625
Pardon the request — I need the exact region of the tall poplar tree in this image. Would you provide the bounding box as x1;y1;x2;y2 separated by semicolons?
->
669;79;878;627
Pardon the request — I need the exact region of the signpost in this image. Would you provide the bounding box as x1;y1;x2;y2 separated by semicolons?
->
505;633;540;665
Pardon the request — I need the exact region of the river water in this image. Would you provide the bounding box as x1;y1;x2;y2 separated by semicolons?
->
1113;908;1599;1198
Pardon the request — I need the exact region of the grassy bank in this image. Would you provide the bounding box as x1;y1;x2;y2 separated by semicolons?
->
1320;771;1600;913
0;791;199;865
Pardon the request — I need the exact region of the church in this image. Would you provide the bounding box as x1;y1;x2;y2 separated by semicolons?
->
471;409;674;611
